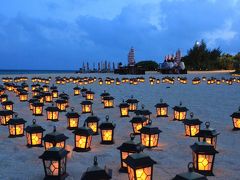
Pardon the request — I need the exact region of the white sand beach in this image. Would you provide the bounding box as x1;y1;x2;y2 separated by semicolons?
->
0;72;239;180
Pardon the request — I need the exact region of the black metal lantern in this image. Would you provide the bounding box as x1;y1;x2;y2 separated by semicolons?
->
43;84;49;92
99;115;116;144
0;110;14;125
2;100;14;111
39;146;69;180
129;115;148;135
32;102;44;116
81;87;88;97
81;156;112;180
55;99;68;112
81;100;93;114
124;151;156;180
100;90;110;103
173;102;189;121
230;107;240;130
126;96;139;112
195;122;220;149
173;162;208;180
45;103;60;121
52;89;59;98
0;94;8;102
135;105;152;124
190;140;218;176
8;114;26;138
73;123;93;152
25;119;45;147
183;113;202;137
19;91;28;102
140;120;162;148
155;99;169;117
73;85;81;96
43;126;68;150
28;98;38;110
44;92;53;103
65;107;80;130
85;112;100;135
119;100;130;117
86;90;95;100
103;96;114;108
117;134;143;172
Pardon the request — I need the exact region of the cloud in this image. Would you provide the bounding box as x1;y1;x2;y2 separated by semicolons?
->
0;0;239;69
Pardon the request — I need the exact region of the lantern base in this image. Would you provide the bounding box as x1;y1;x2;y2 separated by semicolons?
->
67;127;78;130
8;134;24;138
58;110;66;112
27;144;43;148
92;132;99;136
45;101;53;103
82;112;91;114
119;167;128;173
120;115;129;118
173;118;185;121
101;141;114;145
104;106;114;109
232;127;240;131
156;115;168;117
1;123;8;126
47;119;59;122
195;170;214;176
44;173;68;180
73;147;91;152
33;114;43;116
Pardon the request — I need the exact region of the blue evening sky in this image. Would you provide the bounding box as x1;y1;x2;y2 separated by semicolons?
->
0;0;239;70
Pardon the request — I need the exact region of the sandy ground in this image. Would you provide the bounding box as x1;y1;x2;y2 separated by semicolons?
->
0;72;239;180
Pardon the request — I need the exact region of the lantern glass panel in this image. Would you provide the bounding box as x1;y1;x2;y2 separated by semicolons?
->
87;122;97;133
185;125;200;136
174;111;186;120
27;133;42;145
5;105;13;110
52;92;58;98
45;96;52;102
74;89;80;95
33;106;43;115
199;137;217;148
47;112;59;120
133;122;146;134
157;107;167;116
127;166;152;180
86;94;94;100
0;115;13;125
69;118;78;128
75;135;92;149
193;152;213;171
233;118;240;128
101;130;113;141
121;108;128;116
45;160;60;176
129;104;137;111
104;100;113;107
121;152;132;168
9;124;24;135
82;105;91;113
45;142;65;150
141;134;158;147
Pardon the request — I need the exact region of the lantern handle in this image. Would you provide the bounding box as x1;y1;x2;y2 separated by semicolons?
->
131;95;133;98
94;156;98;166
205;122;210;129
122;99;124;103
71;107;74;112
105;115;109;121
51;103;54;107
179;101;182;106
83;122;86;127
91;111;94;116
32;119;36;124
160;98;163;103
187;162;194;172
14;112;18;118
53;126;56;132
148;119;152;125
141;104;145;109
130;133;135;140
190;112;194;118
238;106;240;111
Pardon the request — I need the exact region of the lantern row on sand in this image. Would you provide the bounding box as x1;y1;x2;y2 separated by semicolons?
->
0;76;239;180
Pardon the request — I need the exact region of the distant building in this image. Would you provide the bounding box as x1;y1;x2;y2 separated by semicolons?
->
160;49;187;74
128;47;135;66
